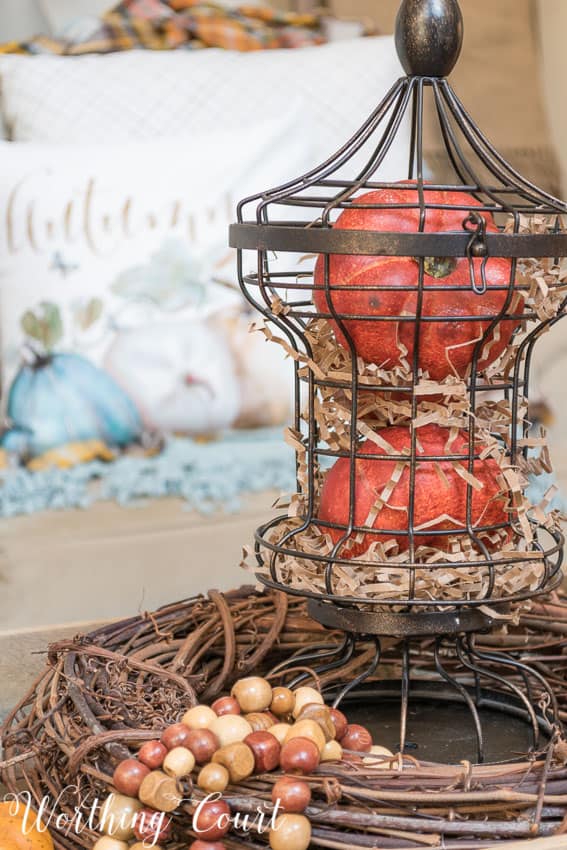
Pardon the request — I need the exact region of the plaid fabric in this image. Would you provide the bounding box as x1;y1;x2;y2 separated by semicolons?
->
0;1;327;56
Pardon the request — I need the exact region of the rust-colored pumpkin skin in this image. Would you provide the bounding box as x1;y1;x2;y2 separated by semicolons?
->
0;801;54;850
318;423;511;555
313;185;519;381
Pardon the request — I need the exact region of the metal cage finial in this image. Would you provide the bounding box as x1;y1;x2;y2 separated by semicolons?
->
395;0;464;77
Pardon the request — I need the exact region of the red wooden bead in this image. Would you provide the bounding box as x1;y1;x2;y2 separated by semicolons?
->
329;708;348;742
161;722;193;751
185;729;220;765
211;697;241;717
341;724;373;753
190;842;226;850
133;808;172;843
244;731;281;773
193;799;231;841
279;737;320;775
112;758;150;797
272;777;311;813
138;741;168;770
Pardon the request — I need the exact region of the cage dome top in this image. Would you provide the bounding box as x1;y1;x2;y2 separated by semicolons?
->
230;0;567;261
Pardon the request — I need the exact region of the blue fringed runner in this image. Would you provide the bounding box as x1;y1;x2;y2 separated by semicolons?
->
0;429;297;518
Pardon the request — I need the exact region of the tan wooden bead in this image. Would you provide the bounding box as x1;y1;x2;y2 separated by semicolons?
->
138;770;182;813
244;712;276;732
93;838;130;850
285;718;326;753
163;746;195;778
297;703;336;741
270;686;295;718
212;742;255;783
269;722;292;745
210;713;253;747
197;762;230;793
231;677;273;713
130;845;163;850
181;704;217;730
292;687;324;719
269;814;312;850
321;739;343;762
98;794;142;841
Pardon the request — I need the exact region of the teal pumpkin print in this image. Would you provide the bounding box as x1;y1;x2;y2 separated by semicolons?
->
1;301;142;459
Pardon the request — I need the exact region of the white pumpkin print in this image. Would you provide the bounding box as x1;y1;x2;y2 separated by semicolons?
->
104;320;240;435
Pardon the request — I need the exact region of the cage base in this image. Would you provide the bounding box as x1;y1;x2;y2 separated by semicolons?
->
307;598;505;636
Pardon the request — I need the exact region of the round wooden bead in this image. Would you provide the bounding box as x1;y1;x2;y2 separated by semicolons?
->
212;742;255;783
231;677;273;713
269;814;311;850
285;718;326;753
192;799;231;841
244;712;276;732
197;762;230;794
211;696;241;717
138;740;168;770
99;793;142;840
270;723;292;745
138;770;183;813
112;759;150;797
210;714;253;747
244;731;281;773
279;737;320;775
341;724;373;753
270;686;295;718
185;728;220;764
163;746;196;778
329;708;348;742
271;777;311;813
93;839;129;850
292;687;324;719
133;808;172;843
182;705;217;730
296;704;336;741
161;722;193;751
363;745;395;768
321;739;343;762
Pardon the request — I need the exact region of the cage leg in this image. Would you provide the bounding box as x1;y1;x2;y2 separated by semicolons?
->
434;637;485;763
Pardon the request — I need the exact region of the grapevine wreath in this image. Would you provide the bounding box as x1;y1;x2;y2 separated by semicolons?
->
3;588;567;849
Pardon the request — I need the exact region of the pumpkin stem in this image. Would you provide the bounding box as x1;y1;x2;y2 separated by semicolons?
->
423;256;458;279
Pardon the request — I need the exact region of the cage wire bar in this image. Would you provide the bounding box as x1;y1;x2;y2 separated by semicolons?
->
230;0;567;760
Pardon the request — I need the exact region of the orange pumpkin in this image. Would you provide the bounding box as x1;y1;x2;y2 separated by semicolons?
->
0;801;54;850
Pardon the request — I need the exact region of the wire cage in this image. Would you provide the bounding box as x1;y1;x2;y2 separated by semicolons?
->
230;0;567;641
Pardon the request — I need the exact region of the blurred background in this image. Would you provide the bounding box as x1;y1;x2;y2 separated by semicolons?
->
0;0;565;631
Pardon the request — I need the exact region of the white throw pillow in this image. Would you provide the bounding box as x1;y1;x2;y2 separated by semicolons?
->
0;107;312;458
0;37;407;178
38;0;113;36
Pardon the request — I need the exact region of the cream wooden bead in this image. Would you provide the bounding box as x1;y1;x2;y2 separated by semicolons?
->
98;794;142;841
363;745;396;769
231;677;273;713
182;704;217;730
198;762;230;793
269;722;292;746
163;745;195;778
321;739;343;762
292;686;324;719
210;713;253;747
269;814;312;850
92;839;129;850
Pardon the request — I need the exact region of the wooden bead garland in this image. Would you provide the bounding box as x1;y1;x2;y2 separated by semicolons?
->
99;679;377;850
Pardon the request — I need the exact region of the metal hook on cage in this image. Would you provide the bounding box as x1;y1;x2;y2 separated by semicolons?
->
463;211;488;295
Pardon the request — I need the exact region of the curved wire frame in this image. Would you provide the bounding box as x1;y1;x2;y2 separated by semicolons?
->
232;74;567;615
